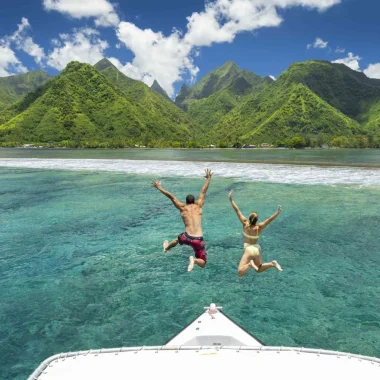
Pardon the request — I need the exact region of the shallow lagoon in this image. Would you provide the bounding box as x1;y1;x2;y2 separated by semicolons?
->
0;166;379;379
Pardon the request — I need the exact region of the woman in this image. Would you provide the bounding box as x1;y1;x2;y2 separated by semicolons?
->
228;190;283;277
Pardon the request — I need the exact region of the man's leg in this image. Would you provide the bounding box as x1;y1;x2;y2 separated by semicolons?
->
163;238;179;253
188;257;205;272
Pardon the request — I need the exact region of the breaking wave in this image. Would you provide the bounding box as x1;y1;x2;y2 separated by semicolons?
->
0;158;379;187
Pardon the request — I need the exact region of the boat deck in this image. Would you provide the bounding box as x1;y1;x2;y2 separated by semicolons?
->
166;308;264;346
28;305;380;379
30;346;380;380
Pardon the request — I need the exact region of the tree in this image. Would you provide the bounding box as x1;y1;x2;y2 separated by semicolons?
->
286;136;306;149
218;141;229;148
331;136;350;148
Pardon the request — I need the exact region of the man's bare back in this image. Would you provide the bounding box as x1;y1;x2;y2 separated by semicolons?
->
180;203;203;236
152;169;212;272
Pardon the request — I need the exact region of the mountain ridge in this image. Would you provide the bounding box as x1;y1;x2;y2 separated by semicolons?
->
151;80;171;100
210;60;379;145
175;61;273;127
0;70;52;111
0;59;379;148
0;62;203;146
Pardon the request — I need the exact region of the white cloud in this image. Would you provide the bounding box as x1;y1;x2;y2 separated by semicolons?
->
307;37;328;49
184;1;339;47
114;0;340;96
184;1;282;47
0;44;27;76
108;57;157;89
0;18;44;76
5;18;45;64
364;63;380;79
43;0;119;27
335;46;345;53
116;23;198;97
332;52;361;71
47;28;108;70
269;75;276;80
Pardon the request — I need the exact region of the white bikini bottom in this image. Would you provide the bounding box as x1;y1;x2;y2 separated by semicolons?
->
244;243;262;258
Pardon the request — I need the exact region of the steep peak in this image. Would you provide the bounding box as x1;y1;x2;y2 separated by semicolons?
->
175;83;192;110
94;58;117;72
214;61;241;76
151;80;171;100
220;60;240;70
31;68;49;75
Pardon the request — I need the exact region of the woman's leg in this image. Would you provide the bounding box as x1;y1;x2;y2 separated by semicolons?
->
238;252;258;277
238;261;257;277
257;260;283;273
253;247;283;272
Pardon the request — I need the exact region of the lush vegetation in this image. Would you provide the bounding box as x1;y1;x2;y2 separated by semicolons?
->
0;59;379;148
0;70;51;111
278;61;380;126
208;61;380;147
95;59;201;143
175;61;273;127
0;61;204;146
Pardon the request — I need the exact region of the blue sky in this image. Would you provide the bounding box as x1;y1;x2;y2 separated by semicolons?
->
0;0;379;97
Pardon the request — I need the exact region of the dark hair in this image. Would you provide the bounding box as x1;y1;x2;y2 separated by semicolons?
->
249;212;258;226
186;195;195;204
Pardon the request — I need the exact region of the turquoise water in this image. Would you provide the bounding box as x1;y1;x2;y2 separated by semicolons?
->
0;166;379;379
1;148;380;167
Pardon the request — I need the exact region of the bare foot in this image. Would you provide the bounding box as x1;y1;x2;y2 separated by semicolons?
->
163;240;168;253
272;260;283;272
249;260;259;271
188;256;195;272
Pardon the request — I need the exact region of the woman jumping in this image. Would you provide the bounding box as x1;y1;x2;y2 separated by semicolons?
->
228;190;283;277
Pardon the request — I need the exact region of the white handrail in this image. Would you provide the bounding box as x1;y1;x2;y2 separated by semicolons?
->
28;346;380;380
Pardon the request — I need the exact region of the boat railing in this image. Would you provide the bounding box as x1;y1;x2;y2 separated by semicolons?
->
28;345;380;380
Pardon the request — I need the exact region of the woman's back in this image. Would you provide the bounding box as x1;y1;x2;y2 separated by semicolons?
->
243;224;261;244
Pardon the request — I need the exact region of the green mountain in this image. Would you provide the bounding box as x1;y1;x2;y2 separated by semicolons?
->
0;70;51;111
210;60;380;145
151;80;171;100
93;58;114;72
0;62;202;146
277;60;380;127
1;59;379;148
94;59;201;140
175;61;273;127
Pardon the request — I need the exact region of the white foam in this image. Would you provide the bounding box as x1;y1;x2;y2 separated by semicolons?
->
0;159;379;187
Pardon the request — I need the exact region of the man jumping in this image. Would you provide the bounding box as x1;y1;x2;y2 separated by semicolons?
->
152;169;212;272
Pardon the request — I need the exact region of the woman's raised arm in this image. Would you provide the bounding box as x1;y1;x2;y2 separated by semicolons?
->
229;190;248;226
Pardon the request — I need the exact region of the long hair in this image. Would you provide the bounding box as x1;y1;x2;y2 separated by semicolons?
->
249;213;258;226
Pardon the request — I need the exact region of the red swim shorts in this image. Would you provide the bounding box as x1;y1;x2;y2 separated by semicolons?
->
178;232;207;264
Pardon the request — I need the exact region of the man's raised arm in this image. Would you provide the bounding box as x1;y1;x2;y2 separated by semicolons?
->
152;179;185;210
197;169;213;207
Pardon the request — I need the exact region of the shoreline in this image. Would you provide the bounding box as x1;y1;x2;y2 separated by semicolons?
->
2;146;380;151
0;147;379;169
0;156;379;169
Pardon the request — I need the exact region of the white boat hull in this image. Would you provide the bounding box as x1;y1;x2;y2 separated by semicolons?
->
28;304;380;380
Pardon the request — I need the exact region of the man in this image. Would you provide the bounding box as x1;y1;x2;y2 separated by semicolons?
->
152;169;212;272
